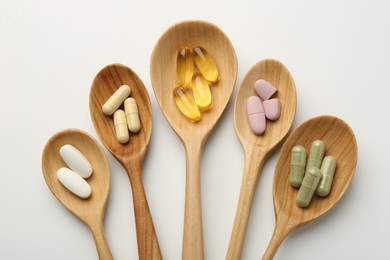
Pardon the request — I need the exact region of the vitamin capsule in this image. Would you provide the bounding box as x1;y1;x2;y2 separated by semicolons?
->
59;144;93;178
114;109;129;143
176;47;194;89
192;46;218;83
124;98;141;133
263;98;281;120
102;85;131;115
290;145;306;188
173;86;201;122
247;96;266;135
254;79;277;100
191;73;212;111
307;140;326;169
316;156;337;197
57;167;92;199
296;167;322;207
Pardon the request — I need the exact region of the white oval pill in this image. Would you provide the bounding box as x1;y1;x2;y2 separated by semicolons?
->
57;168;92;199
60;144;93;178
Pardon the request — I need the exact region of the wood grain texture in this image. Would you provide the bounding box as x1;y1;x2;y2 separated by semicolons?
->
89;64;162;260
263;115;358;259
150;20;237;260
42;129;112;260
227;59;297;260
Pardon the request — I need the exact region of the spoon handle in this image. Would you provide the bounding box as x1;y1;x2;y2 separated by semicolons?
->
183;141;204;260
227;148;266;260
263;213;295;260
89;218;113;260
125;162;162;260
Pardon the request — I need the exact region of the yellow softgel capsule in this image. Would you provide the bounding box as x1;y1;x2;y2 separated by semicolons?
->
191;73;212;111
176;47;194;89
192;46;218;84
173;86;201;122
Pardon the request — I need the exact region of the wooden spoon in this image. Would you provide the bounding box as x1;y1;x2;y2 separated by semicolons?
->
263;115;358;259
89;64;162;260
150;20;237;259
41;128;112;260
227;59;297;260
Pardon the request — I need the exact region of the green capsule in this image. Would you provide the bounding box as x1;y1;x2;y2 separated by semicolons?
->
306;140;325;170
296;167;322;208
316;156;337;197
290;145;306;188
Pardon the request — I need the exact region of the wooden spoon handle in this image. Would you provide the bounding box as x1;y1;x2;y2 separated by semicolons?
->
89;219;113;260
226;149;266;260
182;141;204;260
263;214;295;260
126;162;162;260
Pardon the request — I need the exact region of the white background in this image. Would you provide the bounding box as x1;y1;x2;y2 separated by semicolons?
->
0;0;389;259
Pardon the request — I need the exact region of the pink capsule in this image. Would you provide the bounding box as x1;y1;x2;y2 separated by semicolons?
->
254;79;277;100
247;96;266;135
263;98;281;120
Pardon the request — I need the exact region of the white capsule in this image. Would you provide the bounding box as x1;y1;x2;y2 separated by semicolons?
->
114;109;129;143
124;98;141;133
102;85;131;115
59;144;93;178
57;168;92;199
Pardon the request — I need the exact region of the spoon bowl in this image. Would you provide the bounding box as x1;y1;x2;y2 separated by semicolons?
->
41;128;112;259
150;20;237;259
263;115;358;259
150;20;237;141
89;64;161;260
227;59;296;259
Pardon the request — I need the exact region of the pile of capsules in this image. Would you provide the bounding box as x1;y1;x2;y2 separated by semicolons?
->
290;140;337;207
247;79;281;135
173;46;219;122
102;84;141;144
57;144;93;199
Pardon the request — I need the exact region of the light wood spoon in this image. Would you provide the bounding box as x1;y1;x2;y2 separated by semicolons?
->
227;59;297;260
89;64;162;260
263;115;358;259
150;20;237;259
41;128;112;260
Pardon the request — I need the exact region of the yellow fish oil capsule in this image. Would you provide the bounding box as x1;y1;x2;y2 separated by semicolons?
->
316;156;337;197
173;86;201;122
296;167;322;208
176;48;194;89
124;98;141;133
192;46;218;84
290;145;306;188
102;84;131;115
113;109;129;144
191;73;212;111
307;140;326;169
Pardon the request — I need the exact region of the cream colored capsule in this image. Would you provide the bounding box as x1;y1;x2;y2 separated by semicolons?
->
113;109;129;143
124;98;141;133
102;85;131;115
